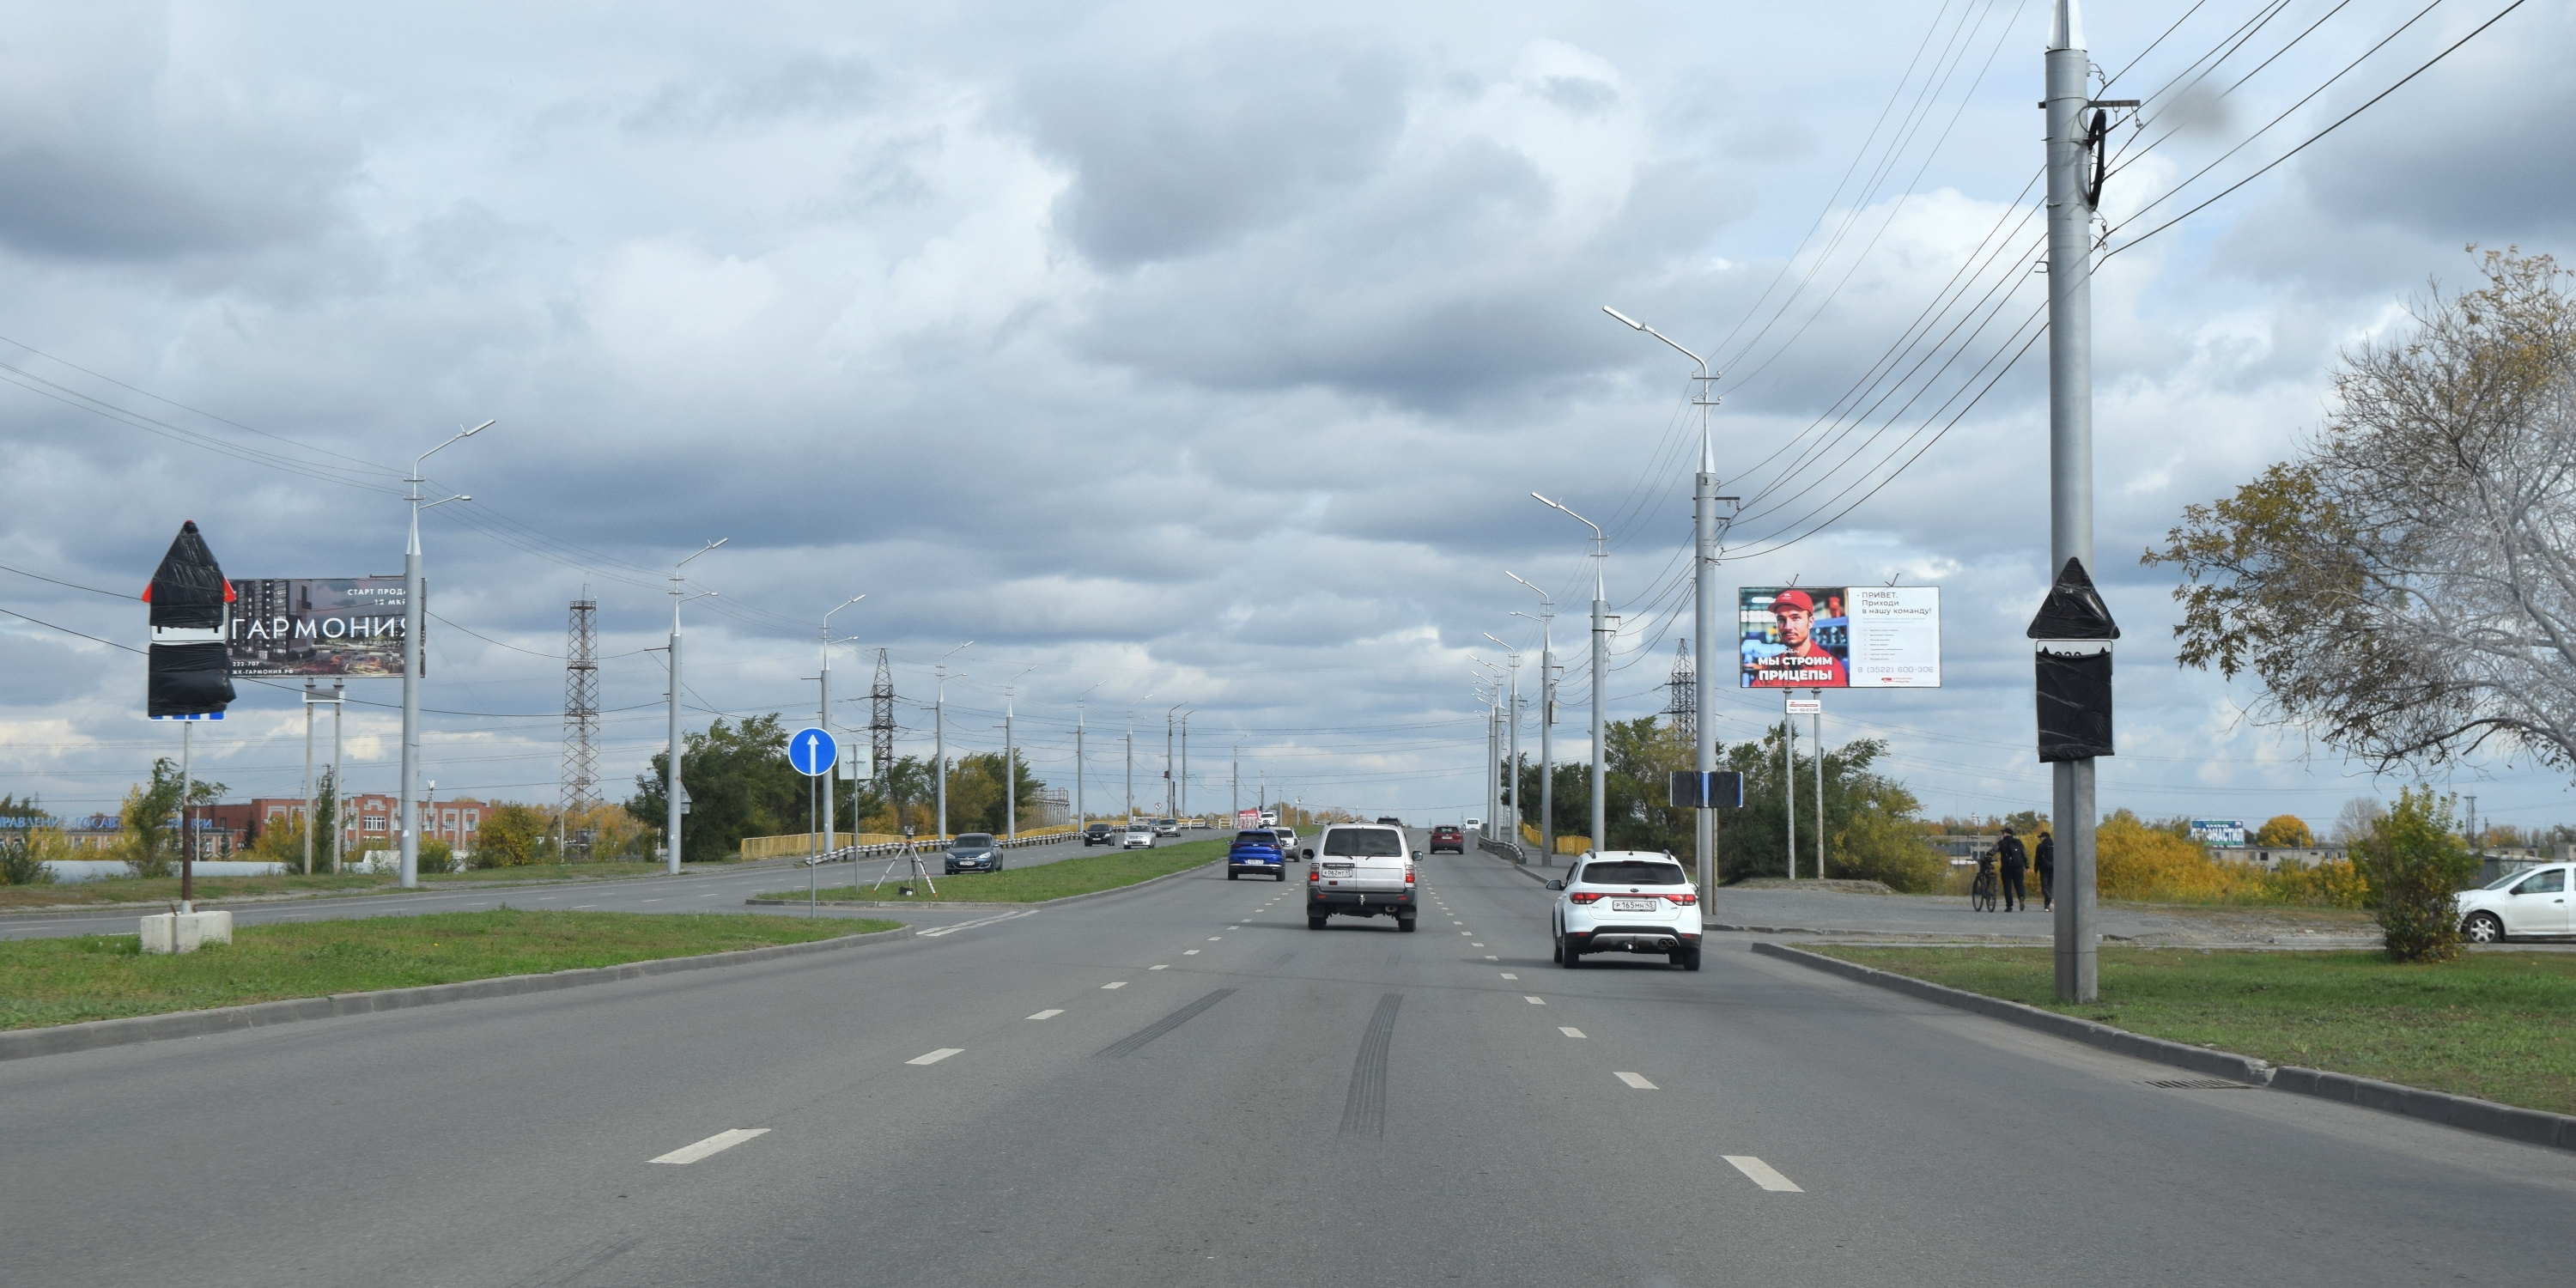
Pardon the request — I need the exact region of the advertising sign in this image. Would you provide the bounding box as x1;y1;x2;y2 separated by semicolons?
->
226;579;412;677
1739;586;1941;688
2190;818;2248;848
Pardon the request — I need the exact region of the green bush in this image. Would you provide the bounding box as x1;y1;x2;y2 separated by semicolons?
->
0;835;55;885
2360;787;2478;963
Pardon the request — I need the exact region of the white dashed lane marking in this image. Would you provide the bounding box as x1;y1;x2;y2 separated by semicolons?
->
1499;973;1518;980
1027;1010;1063;1020
1150;964;1169;970
907;1048;964;1066
1102;981;1127;989
1524;996;1546;1005
650;1128;769;1164
1724;1156;1805;1192
1559;1027;1586;1038
1615;1072;1658;1090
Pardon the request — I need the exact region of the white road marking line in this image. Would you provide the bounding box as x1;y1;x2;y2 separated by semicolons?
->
1102;981;1127;989
1723;1156;1804;1192
1473;942;1485;946
701;893;720;898
1500;972;1518;980
1150;963;1169;969
907;1048;964;1066
1183;950;1200;955
1615;1072;1657;1090
651;1127;769;1164
1524;996;1546;1005
1207;937;1221;941
1484;955;1498;960
574;904;598;909
1559;1026;1586;1038
1027;1010;1063;1020
642;898;662;903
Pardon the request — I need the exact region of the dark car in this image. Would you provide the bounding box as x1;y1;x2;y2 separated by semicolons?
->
945;833;1005;875
1082;822;1117;847
1375;817;1404;827
1429;825;1465;854
1227;829;1289;881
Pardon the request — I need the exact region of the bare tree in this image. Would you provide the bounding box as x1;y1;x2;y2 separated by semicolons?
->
2151;249;2576;775
2330;796;2385;847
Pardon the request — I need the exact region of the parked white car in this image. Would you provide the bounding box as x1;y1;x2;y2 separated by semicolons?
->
1547;851;1703;970
2457;863;2572;942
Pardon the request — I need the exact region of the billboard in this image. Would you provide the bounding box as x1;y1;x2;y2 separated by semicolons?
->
1740;586;1941;688
226;578;414;677
2190;818;2248;848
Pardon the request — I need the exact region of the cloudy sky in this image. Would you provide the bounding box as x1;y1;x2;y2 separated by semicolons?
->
3;0;2569;839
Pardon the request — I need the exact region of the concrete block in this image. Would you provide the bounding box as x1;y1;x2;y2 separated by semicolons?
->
138;910;234;954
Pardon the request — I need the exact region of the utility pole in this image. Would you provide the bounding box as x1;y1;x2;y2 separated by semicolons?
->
302;682;316;877
1002;666;1033;840
2046;0;2126;1003
1483;633;1522;850
1814;696;1826;879
562;592;600;855
399;419;491;887
1179;711;1191;822
1605;306;1728;895
1076;686;1096;829
1125;715;1134;821
1510;574;1555;866
666;538;723;874
1164;704;1182;819
819;597;862;856
2465;795;2479;855
1536;494;1611;859
1783;707;1796;878
330;681;344;872
869;648;896;806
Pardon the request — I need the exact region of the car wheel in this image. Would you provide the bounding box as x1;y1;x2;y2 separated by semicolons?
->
1227;871;1237;881
1398;916;1416;933
1672;946;1702;971
1275;871;1287;882
1551;936;1562;963
1309;915;1328;930
1559;935;1581;969
2464;911;2505;944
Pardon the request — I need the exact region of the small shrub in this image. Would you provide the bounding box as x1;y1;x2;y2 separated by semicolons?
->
470;803;553;868
2360;787;2478;963
0;832;58;885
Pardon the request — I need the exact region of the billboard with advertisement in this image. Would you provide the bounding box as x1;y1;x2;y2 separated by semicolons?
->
226;578;414;677
1739;585;1941;688
2190;818;2248;848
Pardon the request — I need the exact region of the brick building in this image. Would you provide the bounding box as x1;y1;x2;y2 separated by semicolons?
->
246;794;489;858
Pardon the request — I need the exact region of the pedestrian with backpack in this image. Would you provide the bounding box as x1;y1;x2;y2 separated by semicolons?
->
2033;829;2056;911
1996;826;2028;912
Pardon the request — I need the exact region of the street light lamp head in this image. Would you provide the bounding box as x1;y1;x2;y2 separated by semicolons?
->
462;418;496;436
1602;306;1643;330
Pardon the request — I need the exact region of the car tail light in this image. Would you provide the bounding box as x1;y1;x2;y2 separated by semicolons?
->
1406;866;1416;884
1308;866;1319;883
1664;892;1698;905
1567;891;1605;904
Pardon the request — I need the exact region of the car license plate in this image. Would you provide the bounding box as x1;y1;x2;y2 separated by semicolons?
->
1612;899;1658;912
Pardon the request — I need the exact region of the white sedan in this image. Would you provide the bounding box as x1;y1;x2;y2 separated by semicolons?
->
1121;827;1156;850
2458;863;2572;942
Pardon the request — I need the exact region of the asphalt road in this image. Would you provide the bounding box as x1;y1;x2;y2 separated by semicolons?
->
3;839;2567;1286
0;830;1121;941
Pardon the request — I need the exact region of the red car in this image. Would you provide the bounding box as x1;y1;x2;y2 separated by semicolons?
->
1429;825;1465;854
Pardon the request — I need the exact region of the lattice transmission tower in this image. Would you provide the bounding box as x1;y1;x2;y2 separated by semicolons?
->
869;647;897;780
1663;636;1697;744
561;592;600;833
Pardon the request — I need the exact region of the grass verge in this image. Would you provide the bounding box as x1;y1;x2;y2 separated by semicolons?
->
773;839;1224;904
0;908;897;1031
0;860;720;911
1811;945;2576;1116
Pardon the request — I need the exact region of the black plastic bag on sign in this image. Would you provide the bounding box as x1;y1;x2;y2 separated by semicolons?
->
2036;647;2112;762
149;642;236;717
146;519;232;630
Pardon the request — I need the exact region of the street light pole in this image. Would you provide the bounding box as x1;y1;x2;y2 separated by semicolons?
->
1508;574;1556;866
820;596;864;856
1003;665;1035;841
1076;683;1097;829
1483;632;1522;848
1179;710;1192;823
934;642;971;843
399;417;491;890
1606;306;1730;896
1536;495;1611;859
2048;0;2102;1003
665;538;725;874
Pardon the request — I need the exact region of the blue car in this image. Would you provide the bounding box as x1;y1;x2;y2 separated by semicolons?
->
1227;829;1288;881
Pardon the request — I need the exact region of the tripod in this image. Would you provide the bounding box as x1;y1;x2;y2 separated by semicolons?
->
871;829;939;898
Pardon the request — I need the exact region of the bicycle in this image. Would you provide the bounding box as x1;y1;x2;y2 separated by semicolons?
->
1969;855;1998;913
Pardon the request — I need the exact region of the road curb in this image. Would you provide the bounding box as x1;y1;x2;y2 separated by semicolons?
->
744;859;1218;912
1752;941;2576;1152
0;925;913;1063
0;860;825;925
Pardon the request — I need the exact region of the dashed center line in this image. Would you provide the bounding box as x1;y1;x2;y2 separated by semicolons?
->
1559;1026;1586;1038
574;904;598;909
1183;950;1200;956
1027;1010;1063;1020
1724;1156;1805;1192
1524;996;1546;1005
1615;1072;1658;1090
907;1048;963;1066
1150;963;1169;969
1473;942;1485;947
1499;973;1518;980
1101;981;1128;989
1207;937;1221;941
650;1127;769;1164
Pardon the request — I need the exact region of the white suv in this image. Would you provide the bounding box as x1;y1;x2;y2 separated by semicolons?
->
1547;852;1702;970
1303;823;1417;931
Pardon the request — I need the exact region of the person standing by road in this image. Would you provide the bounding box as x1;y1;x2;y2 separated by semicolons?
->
2033;828;2055;911
1996;825;2028;912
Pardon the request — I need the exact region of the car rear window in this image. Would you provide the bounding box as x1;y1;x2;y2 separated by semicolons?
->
1578;860;1688;886
1235;831;1279;844
1322;828;1405;858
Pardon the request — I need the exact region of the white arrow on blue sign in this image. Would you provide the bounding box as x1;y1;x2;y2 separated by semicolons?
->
787;726;839;777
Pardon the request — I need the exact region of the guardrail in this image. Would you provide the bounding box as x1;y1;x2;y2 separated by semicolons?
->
1479;835;1526;864
787;828;1097;868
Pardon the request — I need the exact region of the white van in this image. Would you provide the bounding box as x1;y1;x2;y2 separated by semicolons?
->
1303;823;1417;932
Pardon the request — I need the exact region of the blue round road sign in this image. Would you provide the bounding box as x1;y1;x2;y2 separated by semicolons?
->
787;726;838;777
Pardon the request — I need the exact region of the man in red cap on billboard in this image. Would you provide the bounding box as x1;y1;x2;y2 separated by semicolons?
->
1750;588;1848;687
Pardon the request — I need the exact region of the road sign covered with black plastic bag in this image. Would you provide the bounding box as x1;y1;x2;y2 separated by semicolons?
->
144;520;235;719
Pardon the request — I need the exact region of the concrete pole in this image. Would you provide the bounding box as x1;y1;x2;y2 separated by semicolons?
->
1814;700;1826;879
1783;708;1796;878
1164;706;1179;819
179;720;193;909
665;600;683;873
1590;574;1608;858
1180;713;1190;823
1694;439;1722;897
1539;625;1555;866
820;642;833;853
331;683;343;873
1504;659;1520;846
302;682;315;877
2048;0;2099;1003
1076;703;1086;829
935;671;948;842
1125;720;1133;821
399;506;422;890
1005;694;1016;840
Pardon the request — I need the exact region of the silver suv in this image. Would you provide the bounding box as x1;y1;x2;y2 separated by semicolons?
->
1548;852;1702;970
1303;824;1416;931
